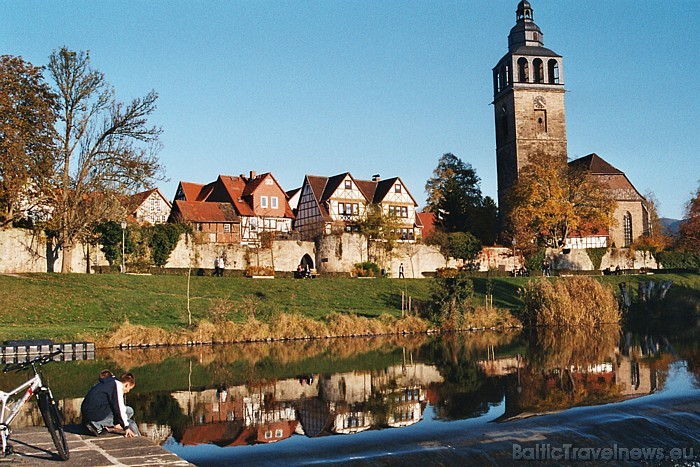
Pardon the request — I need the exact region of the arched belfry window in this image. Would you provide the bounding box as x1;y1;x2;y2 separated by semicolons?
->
623;212;633;247
533;58;543;83
548;59;560;84
517;57;529;82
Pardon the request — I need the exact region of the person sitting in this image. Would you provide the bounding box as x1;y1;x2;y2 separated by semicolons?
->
81;372;140;438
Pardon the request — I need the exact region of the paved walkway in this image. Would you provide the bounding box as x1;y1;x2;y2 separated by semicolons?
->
1;425;192;466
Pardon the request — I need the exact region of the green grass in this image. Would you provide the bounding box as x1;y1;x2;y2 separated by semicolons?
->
0;272;697;341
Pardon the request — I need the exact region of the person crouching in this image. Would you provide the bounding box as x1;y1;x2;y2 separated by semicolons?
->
81;371;140;437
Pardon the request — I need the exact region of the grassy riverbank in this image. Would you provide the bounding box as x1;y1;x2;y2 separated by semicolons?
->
0;272;698;342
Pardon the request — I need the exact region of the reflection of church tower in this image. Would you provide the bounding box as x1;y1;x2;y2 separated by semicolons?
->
493;1;568;218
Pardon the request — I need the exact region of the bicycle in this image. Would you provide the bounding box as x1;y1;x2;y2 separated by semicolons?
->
1;349;70;461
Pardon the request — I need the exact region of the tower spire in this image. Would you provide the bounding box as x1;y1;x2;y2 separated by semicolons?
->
509;0;543;50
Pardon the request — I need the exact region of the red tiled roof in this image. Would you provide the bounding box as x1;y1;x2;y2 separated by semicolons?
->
416;212;436;237
354;179;376;202
172;200;239;223
178;182;212;202
569;153;623;175
219;176;255;216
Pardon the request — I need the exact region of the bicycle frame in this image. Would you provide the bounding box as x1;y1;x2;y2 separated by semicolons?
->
1;351;59;457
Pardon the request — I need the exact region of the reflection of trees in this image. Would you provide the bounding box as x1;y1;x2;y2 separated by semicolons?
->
526;326;620;372
499;326;669;420
422;332;521;420
106;334;430;373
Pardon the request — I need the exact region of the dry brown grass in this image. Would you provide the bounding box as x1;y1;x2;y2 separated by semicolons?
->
518;276;620;326
464;306;522;329
101;312;435;348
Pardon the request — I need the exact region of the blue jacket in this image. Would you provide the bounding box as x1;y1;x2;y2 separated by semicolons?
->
80;376;128;428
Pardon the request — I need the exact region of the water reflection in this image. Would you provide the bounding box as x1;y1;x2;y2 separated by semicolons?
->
2;323;698;463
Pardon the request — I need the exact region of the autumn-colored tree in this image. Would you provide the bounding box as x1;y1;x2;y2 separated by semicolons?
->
46;48;163;272
0;55;57;227
425;153;497;245
507;151;616;251
630;191;669;267
678;183;700;252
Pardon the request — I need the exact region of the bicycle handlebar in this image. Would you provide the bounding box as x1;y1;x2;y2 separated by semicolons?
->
2;349;63;373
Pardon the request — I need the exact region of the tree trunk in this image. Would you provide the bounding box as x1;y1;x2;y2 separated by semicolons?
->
61;243;74;273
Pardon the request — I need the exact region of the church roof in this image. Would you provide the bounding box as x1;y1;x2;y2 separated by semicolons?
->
569;153;624;175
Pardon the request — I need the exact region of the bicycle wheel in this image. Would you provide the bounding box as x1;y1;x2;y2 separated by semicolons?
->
37;391;70;461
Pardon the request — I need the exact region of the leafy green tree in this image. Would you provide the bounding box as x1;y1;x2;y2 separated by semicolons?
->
46;48;163;272
0;55;57;227
357;203;400;262
446;231;482;268
425;153;497;244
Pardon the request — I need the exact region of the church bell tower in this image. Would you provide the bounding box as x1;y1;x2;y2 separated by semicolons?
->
493;0;567;218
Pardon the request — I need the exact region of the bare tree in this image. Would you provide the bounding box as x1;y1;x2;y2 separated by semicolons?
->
46;48;163;272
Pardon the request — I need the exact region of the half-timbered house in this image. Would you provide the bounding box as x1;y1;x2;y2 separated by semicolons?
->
293;173;422;241
169;171;294;244
125;188;172;225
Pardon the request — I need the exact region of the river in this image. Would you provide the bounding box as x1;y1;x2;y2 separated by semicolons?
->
3;322;699;465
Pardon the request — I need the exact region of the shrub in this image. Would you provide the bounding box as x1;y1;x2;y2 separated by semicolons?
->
423;272;474;329
656;250;700;271
353;261;380;277
518;276;619;327
149;223;187;266
245;265;274;277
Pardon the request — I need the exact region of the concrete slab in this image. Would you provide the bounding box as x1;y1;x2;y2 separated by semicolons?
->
1;425;191;466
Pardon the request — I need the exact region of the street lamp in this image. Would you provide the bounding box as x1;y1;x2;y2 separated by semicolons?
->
121;220;127;273
512;238;517;275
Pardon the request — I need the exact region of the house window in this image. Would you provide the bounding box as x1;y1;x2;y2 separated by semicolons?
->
265;179;273;185
261;196;268;208
345;180;352;189
623;212;633;247
401;206;408;218
149;197;156;212
264;431;272;439
394;183;401;193
223;223;230;233
271;196;278;209
275;429;283;438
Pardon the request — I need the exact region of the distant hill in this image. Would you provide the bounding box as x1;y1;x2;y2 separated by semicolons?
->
661;218;683;236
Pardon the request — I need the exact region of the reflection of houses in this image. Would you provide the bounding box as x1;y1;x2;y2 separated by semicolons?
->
293;173;422;241
170;363;442;447
169;172;294;244
383;387;425;428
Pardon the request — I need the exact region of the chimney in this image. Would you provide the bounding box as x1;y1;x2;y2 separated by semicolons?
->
372;174;380;181
250;170;257;179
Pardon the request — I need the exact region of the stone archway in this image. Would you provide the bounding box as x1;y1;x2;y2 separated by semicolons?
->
300;254;314;270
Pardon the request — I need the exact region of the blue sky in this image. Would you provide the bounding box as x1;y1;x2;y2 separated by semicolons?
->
3;1;698;219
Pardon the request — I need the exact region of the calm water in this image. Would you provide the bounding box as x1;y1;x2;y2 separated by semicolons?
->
3;322;699;465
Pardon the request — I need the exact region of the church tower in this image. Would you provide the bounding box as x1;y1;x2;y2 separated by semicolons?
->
493;1;567;217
